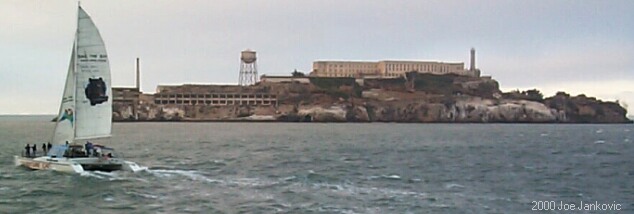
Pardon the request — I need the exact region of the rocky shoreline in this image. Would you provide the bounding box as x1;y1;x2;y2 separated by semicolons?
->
112;74;632;124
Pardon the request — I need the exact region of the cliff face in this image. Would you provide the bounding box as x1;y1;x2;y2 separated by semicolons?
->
309;97;564;123
113;75;631;123
544;92;631;123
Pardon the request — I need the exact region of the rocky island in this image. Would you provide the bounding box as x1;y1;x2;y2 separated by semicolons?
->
112;72;631;123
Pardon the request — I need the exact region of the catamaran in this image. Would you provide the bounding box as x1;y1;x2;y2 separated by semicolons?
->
14;6;145;174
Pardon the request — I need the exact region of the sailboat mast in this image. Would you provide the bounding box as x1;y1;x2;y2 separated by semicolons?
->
72;5;80;142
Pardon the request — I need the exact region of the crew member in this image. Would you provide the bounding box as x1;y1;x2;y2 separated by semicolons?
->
32;144;37;157
25;144;30;157
85;142;93;156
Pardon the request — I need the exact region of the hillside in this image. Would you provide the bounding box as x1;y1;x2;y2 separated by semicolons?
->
113;74;632;123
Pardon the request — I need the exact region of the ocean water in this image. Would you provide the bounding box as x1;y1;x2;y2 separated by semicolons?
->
0;116;632;213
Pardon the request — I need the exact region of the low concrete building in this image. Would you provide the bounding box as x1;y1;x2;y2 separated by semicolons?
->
153;84;277;106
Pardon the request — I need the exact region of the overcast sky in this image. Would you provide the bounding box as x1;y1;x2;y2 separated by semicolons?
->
1;0;633;115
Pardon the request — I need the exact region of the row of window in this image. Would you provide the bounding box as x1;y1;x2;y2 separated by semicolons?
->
156;93;276;99
154;99;276;106
385;70;454;75
320;63;462;72
386;64;456;72
318;65;463;74
324;69;379;73
319;70;460;78
325;64;374;69
321;74;357;77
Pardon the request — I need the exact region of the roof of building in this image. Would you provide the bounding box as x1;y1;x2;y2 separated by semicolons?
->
261;75;307;78
313;60;464;64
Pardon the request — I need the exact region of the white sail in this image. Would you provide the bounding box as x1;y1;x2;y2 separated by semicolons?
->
74;6;112;139
51;43;77;145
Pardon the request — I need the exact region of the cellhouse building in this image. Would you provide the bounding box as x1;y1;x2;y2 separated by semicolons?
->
310;48;480;78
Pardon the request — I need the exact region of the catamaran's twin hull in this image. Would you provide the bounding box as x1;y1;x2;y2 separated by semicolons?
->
14;156;84;173
70;157;123;172
14;156;146;174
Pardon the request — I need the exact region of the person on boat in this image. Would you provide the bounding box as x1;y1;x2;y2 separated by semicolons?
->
25;144;30;157
42;143;47;154
31;144;37;157
85;141;93;156
47;142;52;151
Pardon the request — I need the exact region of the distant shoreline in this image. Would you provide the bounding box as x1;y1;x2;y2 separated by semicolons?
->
115;119;633;124
0;115;631;124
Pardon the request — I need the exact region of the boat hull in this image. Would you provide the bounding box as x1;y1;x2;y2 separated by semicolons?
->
14;156;145;174
14;156;84;173
81;162;122;172
70;157;122;171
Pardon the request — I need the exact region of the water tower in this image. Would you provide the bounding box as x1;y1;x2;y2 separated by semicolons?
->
238;49;258;86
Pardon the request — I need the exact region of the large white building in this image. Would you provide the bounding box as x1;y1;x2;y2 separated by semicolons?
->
310;49;480;78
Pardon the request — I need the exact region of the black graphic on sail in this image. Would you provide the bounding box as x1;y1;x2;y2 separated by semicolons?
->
85;78;109;106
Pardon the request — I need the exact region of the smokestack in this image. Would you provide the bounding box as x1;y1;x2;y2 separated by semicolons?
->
469;48;476;71
135;57;140;91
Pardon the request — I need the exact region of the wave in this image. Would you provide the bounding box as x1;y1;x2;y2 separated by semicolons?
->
80;171;108;179
124;190;160;199
445;183;465;189
79;170;150;183
144;167;428;202
146;169;215;182
366;174;402;181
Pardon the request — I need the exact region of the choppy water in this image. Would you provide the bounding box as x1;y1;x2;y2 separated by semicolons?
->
1;116;633;213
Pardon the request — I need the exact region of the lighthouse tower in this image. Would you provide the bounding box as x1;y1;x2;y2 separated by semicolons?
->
469;48;476;71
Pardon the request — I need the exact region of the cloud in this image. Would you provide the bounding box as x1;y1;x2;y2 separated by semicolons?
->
487;40;634;88
1;0;633;114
